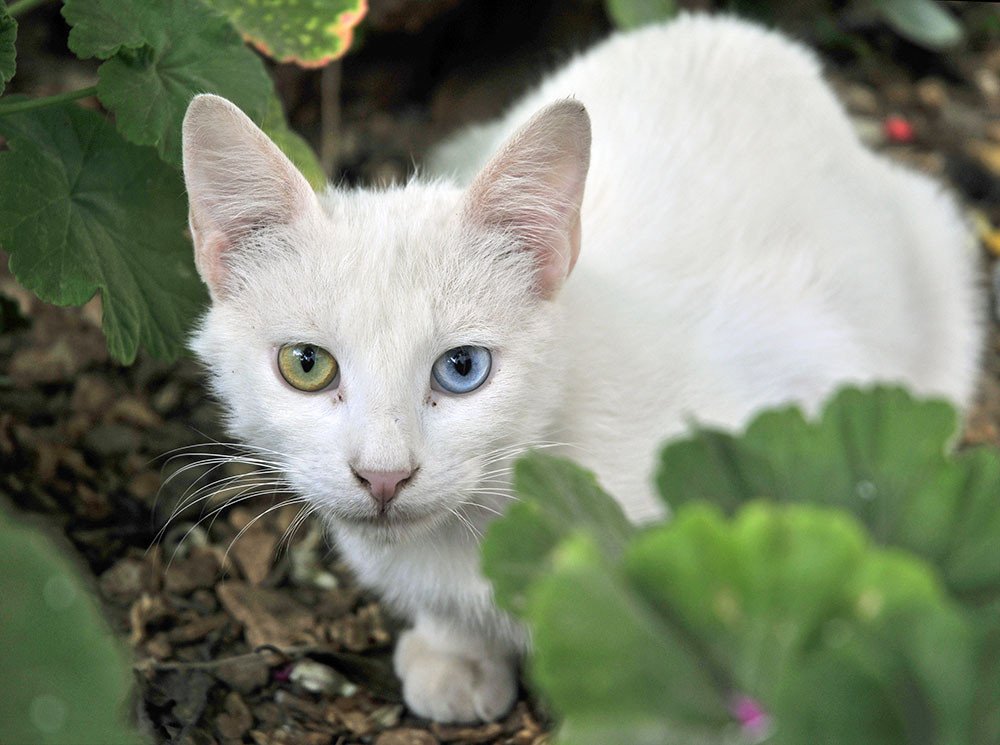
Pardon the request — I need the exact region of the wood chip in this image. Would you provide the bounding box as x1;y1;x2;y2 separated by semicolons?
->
167;613;231;644
431;722;504;743
215;691;253;740
374;729;440;745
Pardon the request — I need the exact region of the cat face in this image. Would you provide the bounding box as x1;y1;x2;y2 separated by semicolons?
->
182;95;590;543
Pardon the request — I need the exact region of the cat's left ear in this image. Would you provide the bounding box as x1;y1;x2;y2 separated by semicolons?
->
464;99;591;298
182;94;320;299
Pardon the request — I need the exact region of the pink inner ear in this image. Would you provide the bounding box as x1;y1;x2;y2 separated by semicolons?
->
464;100;592;299
182;94;319;299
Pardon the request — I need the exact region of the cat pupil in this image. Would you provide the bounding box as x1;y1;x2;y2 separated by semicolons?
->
450;349;472;377
299;346;316;373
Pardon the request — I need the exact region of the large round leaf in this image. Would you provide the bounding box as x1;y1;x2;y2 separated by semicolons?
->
0;103;206;362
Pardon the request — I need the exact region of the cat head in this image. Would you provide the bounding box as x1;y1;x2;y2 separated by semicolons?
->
182;94;590;543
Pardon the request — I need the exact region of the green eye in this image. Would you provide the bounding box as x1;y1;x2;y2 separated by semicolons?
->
277;344;339;392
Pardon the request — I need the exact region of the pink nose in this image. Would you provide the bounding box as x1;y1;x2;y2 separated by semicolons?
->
352;467;414;510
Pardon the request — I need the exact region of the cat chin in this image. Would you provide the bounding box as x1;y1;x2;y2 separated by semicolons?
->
325;504;452;545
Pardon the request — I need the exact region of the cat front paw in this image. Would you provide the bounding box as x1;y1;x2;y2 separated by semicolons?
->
394;627;517;723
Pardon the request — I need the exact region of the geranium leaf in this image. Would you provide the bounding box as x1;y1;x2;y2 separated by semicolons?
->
205;0;367;67
656;386;1000;611
624;504;975;745
61;0;146;59
526;533;733;745
0;103;206;363
482;454;634;614
0;506;143;745
68;0;272;165
0;3;16;94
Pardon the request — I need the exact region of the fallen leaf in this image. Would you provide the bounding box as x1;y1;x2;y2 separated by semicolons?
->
217;581;317;648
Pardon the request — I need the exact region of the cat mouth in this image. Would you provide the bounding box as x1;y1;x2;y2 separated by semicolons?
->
338;507;438;530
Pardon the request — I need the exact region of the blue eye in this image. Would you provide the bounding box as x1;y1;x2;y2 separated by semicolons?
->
432;346;492;394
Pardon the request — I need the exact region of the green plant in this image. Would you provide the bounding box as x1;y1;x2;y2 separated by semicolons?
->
482;386;1000;744
0;504;144;744
604;0;963;50
0;0;364;364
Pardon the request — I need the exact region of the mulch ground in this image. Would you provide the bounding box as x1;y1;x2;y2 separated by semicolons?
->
2;3;1000;744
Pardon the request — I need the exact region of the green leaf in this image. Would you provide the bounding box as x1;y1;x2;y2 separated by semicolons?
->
624;503;975;745
482;454;634;614
656;386;1000;611
61;0;146;59
0;3;15;95
875;0;963;50
261;94;326;189
604;0;677;30
0;102;206;363
205;0;366;67
527;532;733;745
0;505;143;745
63;0;272;165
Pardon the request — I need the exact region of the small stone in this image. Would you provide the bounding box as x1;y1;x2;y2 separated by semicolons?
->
369;704;403;728
374;729;439;745
289;660;347;694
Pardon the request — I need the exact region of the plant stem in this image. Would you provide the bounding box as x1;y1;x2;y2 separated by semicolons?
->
320;61;341;177
0;85;98;116
7;0;53;17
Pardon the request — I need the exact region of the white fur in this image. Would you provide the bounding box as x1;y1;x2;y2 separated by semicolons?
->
183;14;982;724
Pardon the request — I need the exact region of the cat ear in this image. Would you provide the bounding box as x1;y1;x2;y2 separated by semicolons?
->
464;99;591;298
182;94;320;298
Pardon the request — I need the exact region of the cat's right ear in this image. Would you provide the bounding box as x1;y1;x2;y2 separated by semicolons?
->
182;94;320;299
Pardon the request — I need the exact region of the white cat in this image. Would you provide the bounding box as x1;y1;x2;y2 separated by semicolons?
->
182;14;982;724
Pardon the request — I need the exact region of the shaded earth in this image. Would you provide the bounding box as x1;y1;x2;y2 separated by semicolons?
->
2;2;1000;744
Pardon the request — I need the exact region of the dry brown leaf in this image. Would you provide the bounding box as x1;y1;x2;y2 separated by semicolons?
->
374;729;440;745
217;581;317;648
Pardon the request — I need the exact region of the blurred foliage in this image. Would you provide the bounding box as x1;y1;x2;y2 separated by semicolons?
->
0;0;338;365
482;387;1000;744
608;0;964;50
0;504;144;744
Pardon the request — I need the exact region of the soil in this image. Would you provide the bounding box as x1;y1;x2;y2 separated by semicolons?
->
2;2;1000;744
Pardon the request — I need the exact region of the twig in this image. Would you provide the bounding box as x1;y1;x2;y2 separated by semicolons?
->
320;61;341;177
0;85;98;115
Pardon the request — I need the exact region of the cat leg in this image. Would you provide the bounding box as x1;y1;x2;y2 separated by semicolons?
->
393;613;518;723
